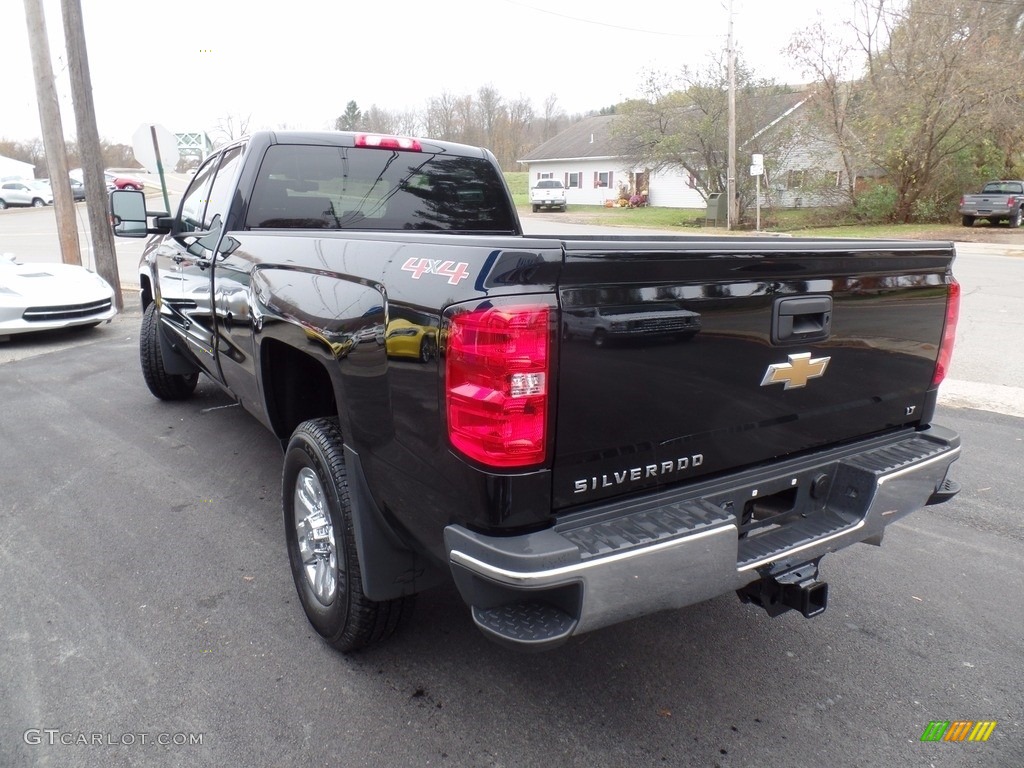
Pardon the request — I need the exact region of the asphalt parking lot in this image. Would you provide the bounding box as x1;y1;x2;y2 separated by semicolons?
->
1;308;1022;768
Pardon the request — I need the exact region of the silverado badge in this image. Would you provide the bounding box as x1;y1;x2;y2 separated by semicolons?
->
761;352;831;390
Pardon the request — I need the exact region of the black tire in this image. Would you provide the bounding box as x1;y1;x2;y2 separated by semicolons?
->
1010;208;1022;229
32;198;45;208
0;199;7;210
283;418;414;652
592;329;608;347
139;302;199;400
418;335;436;364
559;205;566;212
532;204;539;213
961;215;973;227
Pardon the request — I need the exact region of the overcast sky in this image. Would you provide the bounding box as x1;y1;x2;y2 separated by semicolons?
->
1;0;849;145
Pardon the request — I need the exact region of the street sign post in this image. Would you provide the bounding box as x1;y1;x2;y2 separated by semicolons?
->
750;154;764;231
132;123;179;214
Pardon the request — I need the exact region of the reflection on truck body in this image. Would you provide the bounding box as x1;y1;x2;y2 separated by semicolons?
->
562;303;702;346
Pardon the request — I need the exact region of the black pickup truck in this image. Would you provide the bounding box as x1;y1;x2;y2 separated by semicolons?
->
111;131;962;652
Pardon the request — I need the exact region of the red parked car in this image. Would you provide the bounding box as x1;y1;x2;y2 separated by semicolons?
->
104;171;145;191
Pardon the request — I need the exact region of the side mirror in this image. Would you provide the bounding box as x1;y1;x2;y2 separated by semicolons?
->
110;189;170;237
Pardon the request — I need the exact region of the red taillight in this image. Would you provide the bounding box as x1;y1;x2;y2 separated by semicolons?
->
446;305;550;468
932;280;960;387
355;133;422;151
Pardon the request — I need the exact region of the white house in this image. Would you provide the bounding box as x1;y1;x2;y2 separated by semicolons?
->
518;115;705;209
520;90;857;212
0;154;36;181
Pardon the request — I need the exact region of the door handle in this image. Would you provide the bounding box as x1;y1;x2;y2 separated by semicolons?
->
772;296;832;345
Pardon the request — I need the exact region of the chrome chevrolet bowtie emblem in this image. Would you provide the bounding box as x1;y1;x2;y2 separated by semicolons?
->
761;352;831;390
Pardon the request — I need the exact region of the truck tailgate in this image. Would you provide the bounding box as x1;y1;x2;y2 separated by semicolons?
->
552;236;956;509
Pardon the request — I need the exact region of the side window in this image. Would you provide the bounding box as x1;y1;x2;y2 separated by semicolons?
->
203;145;244;229
178;155;219;232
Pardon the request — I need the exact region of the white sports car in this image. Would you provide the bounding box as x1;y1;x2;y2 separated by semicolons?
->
0;253;117;340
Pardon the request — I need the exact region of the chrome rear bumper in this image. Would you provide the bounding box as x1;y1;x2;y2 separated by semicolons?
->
445;425;960;650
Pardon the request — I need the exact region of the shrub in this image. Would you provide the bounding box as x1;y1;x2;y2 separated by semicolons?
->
853;184;898;223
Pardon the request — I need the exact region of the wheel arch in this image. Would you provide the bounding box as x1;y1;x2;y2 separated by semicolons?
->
260;337;340;442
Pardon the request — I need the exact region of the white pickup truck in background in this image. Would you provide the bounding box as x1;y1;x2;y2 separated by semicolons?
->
530;178;567;212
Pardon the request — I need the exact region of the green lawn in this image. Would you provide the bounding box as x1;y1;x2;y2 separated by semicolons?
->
503;172;970;239
503;173;966;239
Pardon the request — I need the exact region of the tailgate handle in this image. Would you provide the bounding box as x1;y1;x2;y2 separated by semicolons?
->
772;296;832;344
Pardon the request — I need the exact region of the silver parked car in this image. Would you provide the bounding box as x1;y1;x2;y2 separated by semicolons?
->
0;180;54;209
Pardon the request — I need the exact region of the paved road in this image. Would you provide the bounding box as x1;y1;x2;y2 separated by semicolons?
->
0;319;1021;767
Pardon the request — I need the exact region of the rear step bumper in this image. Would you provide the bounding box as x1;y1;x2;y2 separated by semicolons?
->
445;425;960;651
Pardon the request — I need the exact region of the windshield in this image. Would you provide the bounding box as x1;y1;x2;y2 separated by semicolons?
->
246;144;517;233
981;182;1023;194
535;180;563;189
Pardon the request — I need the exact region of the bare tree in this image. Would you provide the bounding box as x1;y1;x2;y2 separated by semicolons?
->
476;85;504;148
613;57;798;213
499;95;535;168
541;94;566;142
786;18;866;206
213;112;251;146
360;105;398;134
454;95;481;147
424;91;460;140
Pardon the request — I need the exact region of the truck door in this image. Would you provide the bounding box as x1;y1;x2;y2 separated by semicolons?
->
155;144;245;384
153;154;223;380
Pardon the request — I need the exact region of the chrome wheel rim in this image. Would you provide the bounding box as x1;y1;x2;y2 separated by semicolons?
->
294;466;338;605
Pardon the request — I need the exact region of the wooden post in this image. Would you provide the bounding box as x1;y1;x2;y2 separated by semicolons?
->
23;0;81;266
61;0;123;310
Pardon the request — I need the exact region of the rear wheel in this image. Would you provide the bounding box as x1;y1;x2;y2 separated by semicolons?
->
283;418;414;652
961;215;973;227
418;335;436;364
1009;208;1022;228
32;198;45;208
532;204;539;213
0;199;7;210
139;302;199;400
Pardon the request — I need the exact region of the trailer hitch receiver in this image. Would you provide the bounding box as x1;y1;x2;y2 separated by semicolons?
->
738;561;828;618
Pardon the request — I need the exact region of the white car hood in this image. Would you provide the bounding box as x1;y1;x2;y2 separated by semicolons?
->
0;260;113;305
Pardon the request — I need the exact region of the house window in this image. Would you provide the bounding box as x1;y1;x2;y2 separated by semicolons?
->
566;172;581;189
594;171;612;189
537;172;553;180
787;170;806;190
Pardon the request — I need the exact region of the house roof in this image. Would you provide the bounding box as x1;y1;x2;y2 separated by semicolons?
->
519;87;813;165
518;115;619;163
0;154;36;179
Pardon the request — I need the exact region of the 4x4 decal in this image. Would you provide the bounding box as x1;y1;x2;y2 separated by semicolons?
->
401;257;470;285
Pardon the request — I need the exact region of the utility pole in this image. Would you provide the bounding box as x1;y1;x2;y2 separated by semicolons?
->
61;0;123;310
23;0;81;266
726;0;738;230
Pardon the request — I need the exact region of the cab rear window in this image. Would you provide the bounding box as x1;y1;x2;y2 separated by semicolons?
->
245;144;517;233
